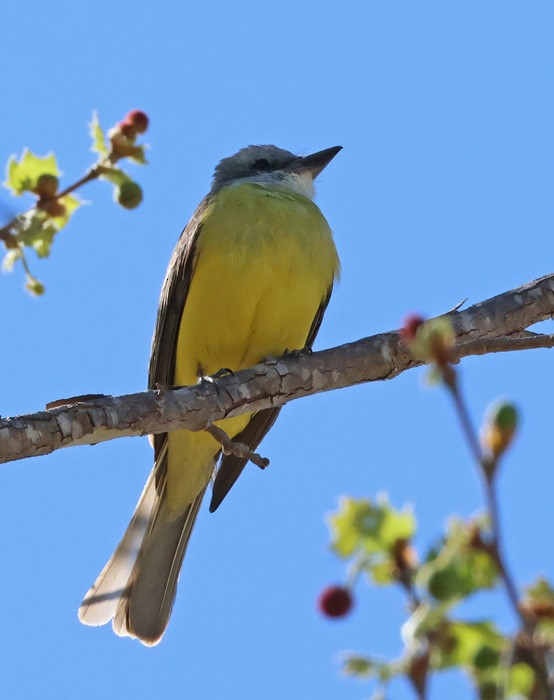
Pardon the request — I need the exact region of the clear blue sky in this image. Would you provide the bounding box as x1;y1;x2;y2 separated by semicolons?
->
1;2;553;698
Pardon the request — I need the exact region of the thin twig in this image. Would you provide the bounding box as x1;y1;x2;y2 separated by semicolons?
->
55;165;103;200
443;368;553;697
456;334;554;358
445;375;527;623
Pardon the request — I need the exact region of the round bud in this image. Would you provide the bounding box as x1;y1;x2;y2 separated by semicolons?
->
122;109;149;135
44;199;67;218
401;314;426;343
482;400;518;459
118;121;137;139
34;174;59;198
114;109;149;141
117;181;143;209
473;645;500;670
427;569;460;601
317;585;353;618
25;278;45;296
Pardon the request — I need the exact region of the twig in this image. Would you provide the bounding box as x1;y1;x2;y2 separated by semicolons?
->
205;423;269;469
442;369;553;698
455;334;554;358
444;374;526;621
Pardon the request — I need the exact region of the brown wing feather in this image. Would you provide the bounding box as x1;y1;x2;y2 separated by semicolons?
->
209;285;334;512
149;197;210;461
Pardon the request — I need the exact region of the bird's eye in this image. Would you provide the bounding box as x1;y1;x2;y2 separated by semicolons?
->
252;158;272;172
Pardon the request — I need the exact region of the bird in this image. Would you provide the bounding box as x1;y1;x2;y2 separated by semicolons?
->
78;143;342;645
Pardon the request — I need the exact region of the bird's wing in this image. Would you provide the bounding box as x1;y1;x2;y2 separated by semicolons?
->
148;196;211;460
209;286;335;512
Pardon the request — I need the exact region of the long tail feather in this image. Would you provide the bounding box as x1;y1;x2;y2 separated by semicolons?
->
79;444;205;645
113;488;204;645
78;468;159;627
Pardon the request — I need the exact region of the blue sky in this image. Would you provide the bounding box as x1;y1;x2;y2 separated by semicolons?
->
1;2;554;698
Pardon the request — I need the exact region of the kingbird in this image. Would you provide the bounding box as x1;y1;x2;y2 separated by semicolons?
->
79;144;342;645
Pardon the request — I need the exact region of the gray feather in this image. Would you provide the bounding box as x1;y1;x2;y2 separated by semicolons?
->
79;443;206;646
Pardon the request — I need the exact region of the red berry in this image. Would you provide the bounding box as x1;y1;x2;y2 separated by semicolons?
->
317;585;353;618
401;314;426;342
124;109;149;134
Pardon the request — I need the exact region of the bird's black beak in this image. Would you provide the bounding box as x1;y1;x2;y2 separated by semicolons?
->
286;146;342;179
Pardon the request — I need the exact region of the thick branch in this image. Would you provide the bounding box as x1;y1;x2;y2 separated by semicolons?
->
1;273;553;465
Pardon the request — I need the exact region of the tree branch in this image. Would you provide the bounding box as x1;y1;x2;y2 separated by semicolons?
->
1;273;553;465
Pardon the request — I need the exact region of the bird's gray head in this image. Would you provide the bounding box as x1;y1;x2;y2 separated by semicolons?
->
211;144;342;199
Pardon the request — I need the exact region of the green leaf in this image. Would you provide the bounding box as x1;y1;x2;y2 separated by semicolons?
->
508;662;535;698
474;661;535;699
108;132;148;163
14;193;80;257
417;517;499;602
89;111;108;156
52;193;81;231
523;576;554;606
342;655;376;678
521;577;554;644
342;654;404;682
15;212;57;258
329;496;417;587
98;166;132;187
128;144;147;164
329;495;415;558
431;619;506;671
370;560;396;585
4;150;60;196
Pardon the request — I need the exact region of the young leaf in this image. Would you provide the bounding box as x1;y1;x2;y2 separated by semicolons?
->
2;247;22;272
328;496;415;558
89;112;108;156
16;212;57;258
50;194;81;230
417;517;499;603
4;150;60;196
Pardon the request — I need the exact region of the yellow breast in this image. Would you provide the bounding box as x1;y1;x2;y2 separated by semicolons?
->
174;182;340;385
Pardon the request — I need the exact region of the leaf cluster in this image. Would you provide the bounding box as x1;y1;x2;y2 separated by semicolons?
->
329;496;547;699
1;112;148;294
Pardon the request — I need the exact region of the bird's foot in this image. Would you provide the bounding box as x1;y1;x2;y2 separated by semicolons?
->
206;424;270;470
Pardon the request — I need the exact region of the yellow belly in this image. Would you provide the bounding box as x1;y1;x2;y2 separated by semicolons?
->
166;182;340;511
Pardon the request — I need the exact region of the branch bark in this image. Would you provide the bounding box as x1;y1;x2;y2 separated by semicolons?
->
1;273;553;465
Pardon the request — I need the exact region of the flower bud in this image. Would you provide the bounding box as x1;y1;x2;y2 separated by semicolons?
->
481;400;518;460
25;277;45;296
43;199;66;218
116;181;143;209
124;109;149;134
33;173;59;199
401;314;426;343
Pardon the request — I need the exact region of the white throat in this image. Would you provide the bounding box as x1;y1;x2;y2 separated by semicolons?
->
229;170;316;200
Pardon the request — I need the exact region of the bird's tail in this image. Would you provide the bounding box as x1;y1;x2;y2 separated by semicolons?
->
78;449;205;646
